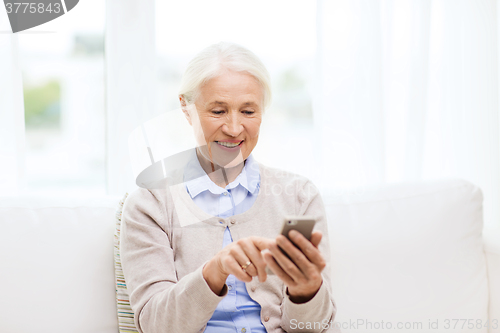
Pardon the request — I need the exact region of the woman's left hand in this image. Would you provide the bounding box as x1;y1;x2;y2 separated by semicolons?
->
263;230;326;303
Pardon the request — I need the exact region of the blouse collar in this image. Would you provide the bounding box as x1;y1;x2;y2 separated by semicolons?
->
184;149;260;198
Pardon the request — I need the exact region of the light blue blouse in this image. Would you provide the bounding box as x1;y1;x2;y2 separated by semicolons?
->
184;150;267;333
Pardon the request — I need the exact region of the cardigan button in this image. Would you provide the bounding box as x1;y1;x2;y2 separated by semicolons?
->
230;219;235;224
264;316;270;322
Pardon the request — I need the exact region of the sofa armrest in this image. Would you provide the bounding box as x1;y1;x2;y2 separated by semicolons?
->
484;227;500;333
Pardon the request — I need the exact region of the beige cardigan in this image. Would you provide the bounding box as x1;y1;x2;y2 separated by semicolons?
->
120;163;338;333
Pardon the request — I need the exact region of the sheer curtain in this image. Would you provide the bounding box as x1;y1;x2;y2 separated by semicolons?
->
315;0;500;228
105;0;156;196
0;11;25;196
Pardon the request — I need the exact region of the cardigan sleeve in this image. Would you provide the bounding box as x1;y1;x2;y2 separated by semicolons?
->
280;180;338;333
120;187;227;333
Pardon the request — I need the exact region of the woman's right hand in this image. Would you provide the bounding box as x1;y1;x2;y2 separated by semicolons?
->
202;236;274;295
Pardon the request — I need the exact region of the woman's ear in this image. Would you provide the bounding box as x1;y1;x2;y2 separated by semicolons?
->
179;95;192;126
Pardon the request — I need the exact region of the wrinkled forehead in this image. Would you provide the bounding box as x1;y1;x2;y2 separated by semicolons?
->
195;71;265;107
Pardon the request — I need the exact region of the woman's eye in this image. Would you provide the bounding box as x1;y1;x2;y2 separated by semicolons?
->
211;110;225;115
242;110;255;115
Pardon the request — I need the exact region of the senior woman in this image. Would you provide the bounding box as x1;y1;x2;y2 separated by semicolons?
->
120;42;338;333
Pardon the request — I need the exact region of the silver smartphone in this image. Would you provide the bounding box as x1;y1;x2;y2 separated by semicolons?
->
265;216;317;275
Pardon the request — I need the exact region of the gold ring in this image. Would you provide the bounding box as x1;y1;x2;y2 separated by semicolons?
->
241;261;252;270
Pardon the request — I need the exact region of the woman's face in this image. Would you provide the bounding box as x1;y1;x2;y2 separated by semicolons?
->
181;70;264;169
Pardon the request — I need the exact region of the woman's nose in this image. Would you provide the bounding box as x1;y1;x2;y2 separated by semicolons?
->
222;113;243;137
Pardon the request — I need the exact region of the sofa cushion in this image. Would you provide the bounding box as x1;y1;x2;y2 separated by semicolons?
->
0;195;121;333
323;178;488;333
114;192;139;333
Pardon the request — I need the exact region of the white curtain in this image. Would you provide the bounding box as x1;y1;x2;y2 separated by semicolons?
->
0;11;25;196
315;0;500;228
105;0;157;196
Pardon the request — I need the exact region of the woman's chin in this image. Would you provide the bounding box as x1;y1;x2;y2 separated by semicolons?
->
221;157;245;169
209;143;245;168
212;153;244;169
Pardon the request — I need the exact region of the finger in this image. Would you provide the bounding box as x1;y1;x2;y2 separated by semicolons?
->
223;255;253;282
251;237;275;251
238;238;270;282
229;246;257;279
275;235;313;277
310;230;322;248
262;250;294;285
287;230;326;268
241;260;258;277
269;240;304;281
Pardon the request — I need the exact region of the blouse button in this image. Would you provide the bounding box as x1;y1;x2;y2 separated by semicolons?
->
264;316;270;322
219;220;224;224
230;219;235;224
251;286;256;292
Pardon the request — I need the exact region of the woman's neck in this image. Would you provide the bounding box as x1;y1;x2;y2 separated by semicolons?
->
195;149;245;188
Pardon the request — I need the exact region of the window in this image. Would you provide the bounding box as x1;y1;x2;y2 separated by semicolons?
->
17;0;105;196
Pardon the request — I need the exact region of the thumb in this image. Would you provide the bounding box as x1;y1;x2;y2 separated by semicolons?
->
310;230;322;248
252;237;275;251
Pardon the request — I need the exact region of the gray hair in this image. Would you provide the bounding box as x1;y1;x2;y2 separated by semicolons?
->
179;42;272;109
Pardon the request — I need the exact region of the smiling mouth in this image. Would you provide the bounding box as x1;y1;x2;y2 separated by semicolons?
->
215;141;243;148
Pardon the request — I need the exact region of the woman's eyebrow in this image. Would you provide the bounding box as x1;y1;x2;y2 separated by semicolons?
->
242;102;258;107
207;101;226;107
206;101;259;107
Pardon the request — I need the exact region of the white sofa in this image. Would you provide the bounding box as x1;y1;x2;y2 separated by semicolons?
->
0;178;498;333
